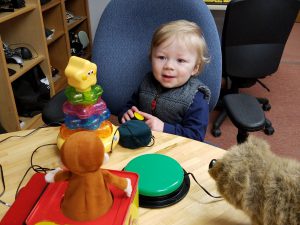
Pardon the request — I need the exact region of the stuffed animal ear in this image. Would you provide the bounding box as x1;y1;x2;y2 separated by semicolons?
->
208;160;223;180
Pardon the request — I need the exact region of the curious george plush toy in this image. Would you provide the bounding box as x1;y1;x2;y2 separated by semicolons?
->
209;136;300;225
45;131;132;221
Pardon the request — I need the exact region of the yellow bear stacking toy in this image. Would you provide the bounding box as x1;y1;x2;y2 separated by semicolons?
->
57;56;119;152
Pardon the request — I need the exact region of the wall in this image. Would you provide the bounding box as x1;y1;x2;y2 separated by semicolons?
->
210;10;225;38
88;0;110;41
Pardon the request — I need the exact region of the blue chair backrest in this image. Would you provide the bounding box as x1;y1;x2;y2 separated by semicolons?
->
92;0;221;115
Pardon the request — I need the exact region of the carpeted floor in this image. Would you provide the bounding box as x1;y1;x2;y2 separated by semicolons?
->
205;23;300;160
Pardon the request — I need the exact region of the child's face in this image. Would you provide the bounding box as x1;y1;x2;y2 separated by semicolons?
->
151;37;199;89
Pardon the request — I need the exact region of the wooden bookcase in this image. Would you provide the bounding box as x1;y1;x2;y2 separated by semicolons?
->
41;0;92;93
0;0;54;132
0;0;92;132
42;0;69;93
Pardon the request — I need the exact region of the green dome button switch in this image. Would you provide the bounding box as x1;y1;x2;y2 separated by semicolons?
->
124;154;184;197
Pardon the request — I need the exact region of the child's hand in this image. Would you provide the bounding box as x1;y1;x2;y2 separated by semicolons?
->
121;106;139;123
138;112;164;132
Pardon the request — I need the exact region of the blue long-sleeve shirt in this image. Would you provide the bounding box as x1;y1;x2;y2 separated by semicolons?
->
118;90;209;142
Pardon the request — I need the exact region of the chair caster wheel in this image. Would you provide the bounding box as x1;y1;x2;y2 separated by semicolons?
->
211;128;221;137
262;103;271;111
264;126;274;135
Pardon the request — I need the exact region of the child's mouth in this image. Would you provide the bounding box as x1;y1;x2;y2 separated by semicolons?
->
162;74;174;79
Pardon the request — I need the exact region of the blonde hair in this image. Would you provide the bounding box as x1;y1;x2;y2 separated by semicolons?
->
150;20;210;74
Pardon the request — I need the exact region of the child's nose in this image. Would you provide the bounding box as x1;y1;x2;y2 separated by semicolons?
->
163;59;174;70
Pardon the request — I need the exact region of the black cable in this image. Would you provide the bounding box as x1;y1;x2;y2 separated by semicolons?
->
0;122;60;205
0;126;44;143
0;165;11;207
186;172;222;199
30;143;57;168
110;127;119;153
15;143;57;199
0;142;56;207
0;122;62;144
14;164;50;199
0;165;5;197
0;199;10;207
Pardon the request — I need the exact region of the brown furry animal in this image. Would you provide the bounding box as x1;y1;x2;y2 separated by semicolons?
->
208;136;300;225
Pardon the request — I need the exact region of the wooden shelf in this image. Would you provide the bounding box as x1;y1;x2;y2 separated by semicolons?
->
0;4;35;23
53;75;67;92
0;0;53;132
67;16;87;30
41;0;61;12
47;30;65;45
20;114;44;130
0;0;92;132
81;48;92;60
42;0;92;93
8;55;45;82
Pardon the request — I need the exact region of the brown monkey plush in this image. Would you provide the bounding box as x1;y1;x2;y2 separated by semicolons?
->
209;136;300;225
45;131;132;221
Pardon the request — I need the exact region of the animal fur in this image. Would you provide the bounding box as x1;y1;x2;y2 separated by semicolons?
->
208;136;300;225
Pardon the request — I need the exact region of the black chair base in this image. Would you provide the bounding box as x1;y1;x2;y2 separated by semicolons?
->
257;97;271;111
212;93;274;143
211;109;226;137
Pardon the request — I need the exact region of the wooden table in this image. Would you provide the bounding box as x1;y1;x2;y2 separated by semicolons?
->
0;127;250;225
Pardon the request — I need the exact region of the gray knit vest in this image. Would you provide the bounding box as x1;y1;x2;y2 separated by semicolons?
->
138;73;211;124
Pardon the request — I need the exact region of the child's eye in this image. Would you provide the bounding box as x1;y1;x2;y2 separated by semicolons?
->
177;59;186;63
157;56;166;60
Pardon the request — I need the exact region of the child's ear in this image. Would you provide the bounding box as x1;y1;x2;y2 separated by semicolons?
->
192;64;200;76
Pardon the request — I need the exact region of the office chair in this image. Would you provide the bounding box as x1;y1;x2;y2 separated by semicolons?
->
211;0;299;143
42;0;222;129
